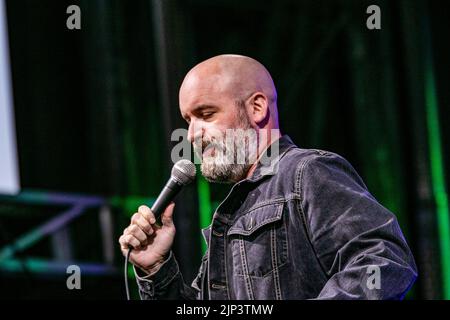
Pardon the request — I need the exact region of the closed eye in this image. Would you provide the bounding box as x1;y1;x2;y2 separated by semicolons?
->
202;112;215;120
187;105;218;123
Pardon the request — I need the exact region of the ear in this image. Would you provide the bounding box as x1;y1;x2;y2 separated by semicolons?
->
248;92;270;127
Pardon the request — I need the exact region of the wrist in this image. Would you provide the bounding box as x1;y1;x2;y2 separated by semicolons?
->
140;253;170;276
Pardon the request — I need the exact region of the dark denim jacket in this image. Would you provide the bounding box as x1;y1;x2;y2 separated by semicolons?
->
135;135;417;300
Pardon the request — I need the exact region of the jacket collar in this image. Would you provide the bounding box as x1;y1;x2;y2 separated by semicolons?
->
246;134;296;183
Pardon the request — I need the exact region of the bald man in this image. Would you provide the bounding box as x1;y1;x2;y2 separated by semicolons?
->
119;55;417;300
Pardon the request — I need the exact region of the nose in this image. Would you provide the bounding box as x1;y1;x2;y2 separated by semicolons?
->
187;119;202;144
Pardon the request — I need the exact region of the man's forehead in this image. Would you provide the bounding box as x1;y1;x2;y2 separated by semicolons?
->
181;71;228;93
180;73;232;107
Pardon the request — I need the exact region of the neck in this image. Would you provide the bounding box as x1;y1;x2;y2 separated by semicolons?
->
245;128;281;179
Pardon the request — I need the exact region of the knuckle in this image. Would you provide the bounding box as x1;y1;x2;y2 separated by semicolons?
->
147;213;156;223
138;218;152;232
138;225;148;236
131;213;139;223
146;225;153;234
138;205;149;214
136;231;145;241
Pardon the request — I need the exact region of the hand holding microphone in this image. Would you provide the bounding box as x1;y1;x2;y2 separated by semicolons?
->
119;160;196;276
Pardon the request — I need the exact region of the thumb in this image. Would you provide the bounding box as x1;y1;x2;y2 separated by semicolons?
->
161;202;175;227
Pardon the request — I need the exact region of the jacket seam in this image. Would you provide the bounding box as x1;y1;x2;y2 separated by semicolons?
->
296;156;330;279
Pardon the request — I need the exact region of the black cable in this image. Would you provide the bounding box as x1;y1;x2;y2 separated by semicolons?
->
124;248;132;300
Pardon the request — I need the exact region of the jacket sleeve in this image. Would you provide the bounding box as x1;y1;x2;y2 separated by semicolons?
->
298;152;418;299
134;251;204;300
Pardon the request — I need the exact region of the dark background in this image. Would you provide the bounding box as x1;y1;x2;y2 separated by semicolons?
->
0;0;449;299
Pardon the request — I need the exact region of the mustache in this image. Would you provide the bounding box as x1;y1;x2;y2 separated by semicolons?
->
193;136;226;158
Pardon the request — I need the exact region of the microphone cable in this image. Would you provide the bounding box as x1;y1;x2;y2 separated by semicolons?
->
124;247;132;300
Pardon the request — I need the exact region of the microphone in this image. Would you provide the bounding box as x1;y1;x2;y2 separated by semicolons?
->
124;159;196;300
151;159;197;219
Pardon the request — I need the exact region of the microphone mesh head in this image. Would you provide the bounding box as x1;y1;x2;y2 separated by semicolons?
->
172;159;196;185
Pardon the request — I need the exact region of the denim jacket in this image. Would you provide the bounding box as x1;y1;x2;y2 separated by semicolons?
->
135;135;417;300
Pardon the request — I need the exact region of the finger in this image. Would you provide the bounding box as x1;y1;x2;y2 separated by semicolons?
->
129;224;148;243
138;205;156;224
127;235;143;250
135;215;154;235
161;202;175;227
121;227;133;243
119;234;127;250
120;234;141;250
119;234;135;252
130;213;140;225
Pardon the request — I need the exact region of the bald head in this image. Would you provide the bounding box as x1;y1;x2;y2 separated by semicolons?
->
180;54;277;106
179;55;281;182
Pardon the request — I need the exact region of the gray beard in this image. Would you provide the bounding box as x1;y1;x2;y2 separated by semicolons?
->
196;118;256;184
200;145;253;184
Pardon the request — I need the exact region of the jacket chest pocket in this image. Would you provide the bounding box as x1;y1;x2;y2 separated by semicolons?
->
227;202;289;278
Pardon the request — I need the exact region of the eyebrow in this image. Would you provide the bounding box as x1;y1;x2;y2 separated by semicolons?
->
193;104;217;112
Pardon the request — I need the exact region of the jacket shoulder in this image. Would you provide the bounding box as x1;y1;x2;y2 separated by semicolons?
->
280;146;367;193
280;146;348;171
280;146;362;180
